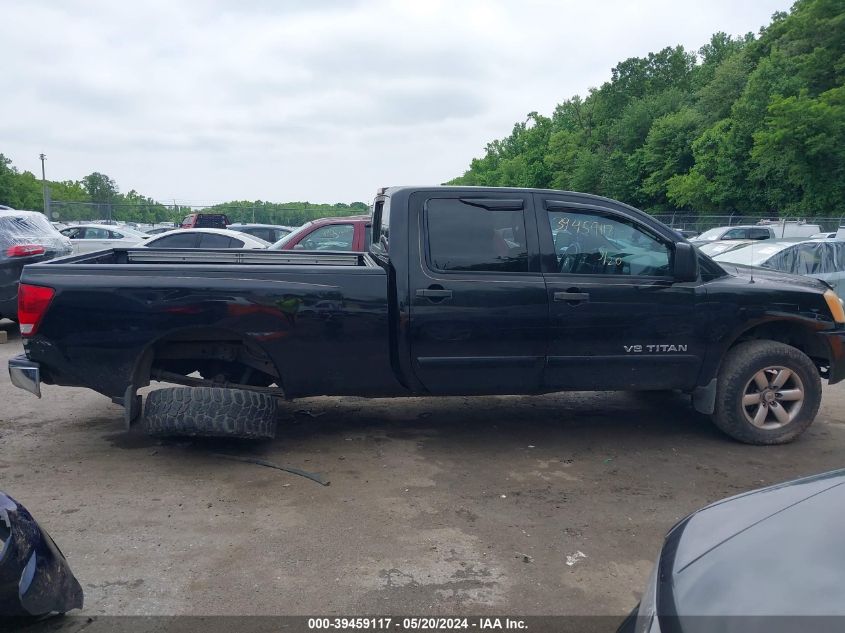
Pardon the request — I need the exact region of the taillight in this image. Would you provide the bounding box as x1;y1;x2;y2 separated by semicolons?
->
18;284;55;336
6;244;46;257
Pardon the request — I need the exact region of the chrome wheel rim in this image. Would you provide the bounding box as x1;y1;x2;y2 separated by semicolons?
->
741;366;805;430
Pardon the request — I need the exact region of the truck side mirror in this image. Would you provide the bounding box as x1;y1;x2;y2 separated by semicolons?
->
674;242;699;282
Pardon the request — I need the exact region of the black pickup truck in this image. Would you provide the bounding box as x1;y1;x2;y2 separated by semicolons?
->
9;187;845;444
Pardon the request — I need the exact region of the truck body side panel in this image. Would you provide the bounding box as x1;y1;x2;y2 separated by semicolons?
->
21;261;402;399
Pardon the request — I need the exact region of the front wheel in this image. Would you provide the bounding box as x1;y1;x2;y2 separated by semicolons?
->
713;340;822;445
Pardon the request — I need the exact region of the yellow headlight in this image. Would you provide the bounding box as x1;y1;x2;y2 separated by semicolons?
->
824;290;845;324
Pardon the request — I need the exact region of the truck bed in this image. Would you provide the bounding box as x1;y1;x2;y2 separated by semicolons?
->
18;246;398;401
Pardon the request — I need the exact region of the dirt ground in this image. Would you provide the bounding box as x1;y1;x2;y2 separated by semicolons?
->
2;316;845;618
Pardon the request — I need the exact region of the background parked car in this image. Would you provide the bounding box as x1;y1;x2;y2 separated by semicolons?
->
144;226;173;235
228;223;294;243
269;215;371;251
810;231;838;239
714;238;845;294
141;228;270;249
696;239;756;257
674;228;699;239
1;210;72;320
692;221;821;244
59;223;149;254
180;213;230;229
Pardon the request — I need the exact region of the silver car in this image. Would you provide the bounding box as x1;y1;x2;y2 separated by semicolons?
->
714;238;845;294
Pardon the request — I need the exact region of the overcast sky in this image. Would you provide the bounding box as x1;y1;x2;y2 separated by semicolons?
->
1;0;788;205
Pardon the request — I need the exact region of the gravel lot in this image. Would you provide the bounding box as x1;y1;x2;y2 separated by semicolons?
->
2;316;845;618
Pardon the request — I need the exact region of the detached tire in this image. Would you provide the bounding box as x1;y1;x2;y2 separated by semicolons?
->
143;387;277;439
713;340;821;445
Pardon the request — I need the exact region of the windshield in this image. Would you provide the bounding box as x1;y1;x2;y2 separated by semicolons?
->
269;222;312;250
713;242;793;266
696;228;725;241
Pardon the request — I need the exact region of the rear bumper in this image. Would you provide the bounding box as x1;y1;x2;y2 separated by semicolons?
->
8;354;41;397
821;329;845;384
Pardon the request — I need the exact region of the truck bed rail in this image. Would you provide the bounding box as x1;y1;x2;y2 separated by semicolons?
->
105;248;377;267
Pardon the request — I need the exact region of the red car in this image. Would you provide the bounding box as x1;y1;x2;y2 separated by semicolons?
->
268;215;371;251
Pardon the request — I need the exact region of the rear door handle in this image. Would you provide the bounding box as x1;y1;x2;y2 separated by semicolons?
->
416;288;453;299
554;291;590;303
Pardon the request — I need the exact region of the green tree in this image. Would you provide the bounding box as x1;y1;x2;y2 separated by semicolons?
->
82;172;118;203
450;0;845;218
750;86;845;214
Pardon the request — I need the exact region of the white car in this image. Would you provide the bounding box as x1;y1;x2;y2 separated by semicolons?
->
141;228;270;249
59;223;150;254
696;239;756;257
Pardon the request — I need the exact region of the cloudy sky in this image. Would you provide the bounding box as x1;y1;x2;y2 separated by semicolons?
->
1;0;788;205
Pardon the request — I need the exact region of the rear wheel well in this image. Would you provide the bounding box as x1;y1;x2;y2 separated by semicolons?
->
133;328;283;392
729;321;831;379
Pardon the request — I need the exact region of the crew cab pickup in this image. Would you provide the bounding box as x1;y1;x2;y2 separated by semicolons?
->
9;187;845;445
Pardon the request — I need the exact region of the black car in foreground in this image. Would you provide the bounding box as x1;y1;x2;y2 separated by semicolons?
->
0;211;71;321
619;469;845;633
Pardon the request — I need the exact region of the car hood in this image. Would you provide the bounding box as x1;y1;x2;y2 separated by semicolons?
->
666;469;845;616
719;262;830;292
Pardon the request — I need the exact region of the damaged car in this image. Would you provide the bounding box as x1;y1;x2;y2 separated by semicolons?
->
0;492;83;618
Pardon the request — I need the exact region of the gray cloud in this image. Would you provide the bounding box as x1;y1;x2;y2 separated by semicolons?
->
0;0;788;203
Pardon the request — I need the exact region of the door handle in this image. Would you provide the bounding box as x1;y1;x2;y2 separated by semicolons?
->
554;291;590;303
416;288;453;299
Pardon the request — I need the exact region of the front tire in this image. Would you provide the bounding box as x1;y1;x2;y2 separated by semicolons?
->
713;340;821;445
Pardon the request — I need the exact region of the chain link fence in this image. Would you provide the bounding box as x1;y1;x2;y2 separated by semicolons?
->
46;201;845;235
47;201;367;228
651;213;845;234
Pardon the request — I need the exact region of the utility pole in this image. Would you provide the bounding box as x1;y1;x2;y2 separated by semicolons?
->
39;153;48;216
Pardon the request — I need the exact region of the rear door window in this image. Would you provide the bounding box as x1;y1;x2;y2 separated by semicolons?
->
83;227;110;240
425;199;529;273
198;233;235;248
748;228;770;240
793;243;827;274
149;233;199;248
834;242;845;270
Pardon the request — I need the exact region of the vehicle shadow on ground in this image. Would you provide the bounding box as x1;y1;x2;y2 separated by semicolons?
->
113;389;725;460
276;390;723;446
